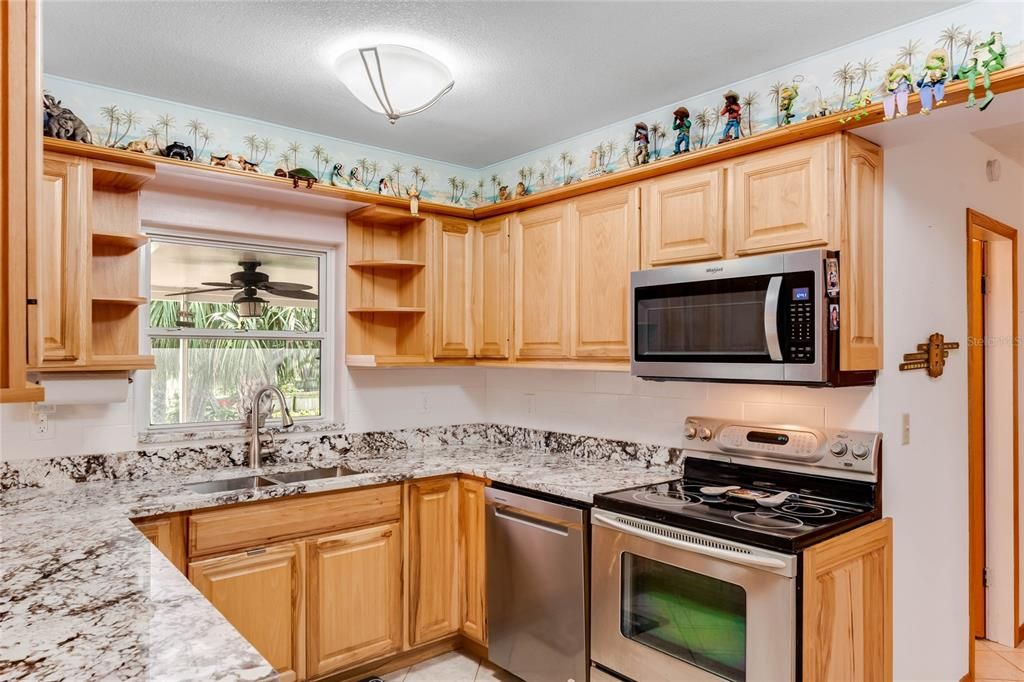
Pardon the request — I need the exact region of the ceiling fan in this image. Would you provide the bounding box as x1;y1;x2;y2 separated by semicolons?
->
165;260;318;317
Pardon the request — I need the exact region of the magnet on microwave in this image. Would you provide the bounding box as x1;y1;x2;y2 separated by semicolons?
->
829;303;840;331
825;258;839;298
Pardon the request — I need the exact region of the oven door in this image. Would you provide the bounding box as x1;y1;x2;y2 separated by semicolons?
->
591;510;796;682
630;249;826;383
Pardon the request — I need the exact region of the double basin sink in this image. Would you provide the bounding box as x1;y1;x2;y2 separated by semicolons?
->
185;465;362;494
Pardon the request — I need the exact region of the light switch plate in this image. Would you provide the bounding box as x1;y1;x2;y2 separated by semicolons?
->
901;413;910;445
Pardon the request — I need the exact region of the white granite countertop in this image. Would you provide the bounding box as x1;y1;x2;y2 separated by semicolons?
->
0;444;678;681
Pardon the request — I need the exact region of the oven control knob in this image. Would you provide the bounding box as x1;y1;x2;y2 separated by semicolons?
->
684;424;697;440
698;427;713;441
851;443;870;459
829;442;848;457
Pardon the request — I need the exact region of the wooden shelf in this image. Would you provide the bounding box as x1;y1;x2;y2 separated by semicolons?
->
92;295;147;306
348;260;426;270
348;204;427;227
32;357;155;372
93;231;149;249
346;354;433;367
91;158;156;192
348;307;426;314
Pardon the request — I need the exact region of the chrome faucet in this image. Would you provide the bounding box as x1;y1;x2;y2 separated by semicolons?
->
246;385;295;468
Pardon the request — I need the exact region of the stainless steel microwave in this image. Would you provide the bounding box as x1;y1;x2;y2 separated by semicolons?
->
631;248;856;385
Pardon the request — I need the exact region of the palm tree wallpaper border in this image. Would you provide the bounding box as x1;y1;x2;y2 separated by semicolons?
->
44;3;1020;208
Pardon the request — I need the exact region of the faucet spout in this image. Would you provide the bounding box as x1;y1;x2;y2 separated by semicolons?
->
247;385;294;468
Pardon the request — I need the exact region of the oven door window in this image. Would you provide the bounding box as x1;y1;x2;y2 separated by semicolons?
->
620;552;747;681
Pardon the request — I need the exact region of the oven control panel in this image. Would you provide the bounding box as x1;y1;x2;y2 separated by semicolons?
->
683;416;880;481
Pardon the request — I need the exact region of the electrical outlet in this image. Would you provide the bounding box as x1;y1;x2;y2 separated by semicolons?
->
901;413;910;445
31;411;54;440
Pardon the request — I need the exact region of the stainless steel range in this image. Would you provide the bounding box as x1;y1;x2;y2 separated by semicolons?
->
590;416;882;682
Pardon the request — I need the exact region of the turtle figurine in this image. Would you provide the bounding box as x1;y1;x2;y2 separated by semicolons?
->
275;167;318;189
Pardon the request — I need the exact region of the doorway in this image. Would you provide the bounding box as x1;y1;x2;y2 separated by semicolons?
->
967;209;1021;680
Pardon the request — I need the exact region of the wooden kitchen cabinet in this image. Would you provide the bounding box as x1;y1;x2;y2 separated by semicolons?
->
306;521;403;675
727;136;835;256
643;166;725;266
405;477;460;646
512;202;573;359
802;517;892;682
133;513;186;574
458;477;487;645
433;217;475;358
570;187;639;358
189;541;306;682
473;216;511;359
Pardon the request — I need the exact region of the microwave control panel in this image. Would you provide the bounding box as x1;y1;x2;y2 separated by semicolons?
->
781;274;817;363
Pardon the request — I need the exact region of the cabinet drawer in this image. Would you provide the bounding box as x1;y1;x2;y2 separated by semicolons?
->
190;484;401;557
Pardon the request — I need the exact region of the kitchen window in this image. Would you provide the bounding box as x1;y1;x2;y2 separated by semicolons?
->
143;233;331;430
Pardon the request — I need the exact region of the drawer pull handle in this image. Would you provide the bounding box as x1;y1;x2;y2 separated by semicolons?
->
246;547;267;556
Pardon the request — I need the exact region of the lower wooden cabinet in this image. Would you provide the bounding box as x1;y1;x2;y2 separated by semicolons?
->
306;521;403;675
189;541;306;682
405;477;461;646
133;513;186;574
458;477;487;644
802;517;892;682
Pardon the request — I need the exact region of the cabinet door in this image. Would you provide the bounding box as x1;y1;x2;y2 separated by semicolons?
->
189;542;305;682
458;478;487;644
307;521;402;675
133;514;186;574
643;167;725;266
840;135;884;371
28;153;88;367
513;203;572;359
802;518;892;682
433;217;474;358
474;217;511;359
728;137;834;256
571;187;639;358
406;477;460;646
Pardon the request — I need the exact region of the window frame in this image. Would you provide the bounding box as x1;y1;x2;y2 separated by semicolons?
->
137;228;335;436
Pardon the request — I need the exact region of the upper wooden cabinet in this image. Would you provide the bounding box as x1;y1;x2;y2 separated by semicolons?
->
643;167;725;267
570;187;639;358
189;541;306;682
727;136;835;256
306;521;403;675
433;217;474;358
405;477;460;647
473;216;511;359
512;203;573;359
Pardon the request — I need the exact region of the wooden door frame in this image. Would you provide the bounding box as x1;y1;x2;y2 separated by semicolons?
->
966;209;1020;681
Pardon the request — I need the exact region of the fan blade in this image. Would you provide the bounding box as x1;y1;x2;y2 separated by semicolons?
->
258;281;312;291
265;288;319;300
164;287;236;296
201;282;238;287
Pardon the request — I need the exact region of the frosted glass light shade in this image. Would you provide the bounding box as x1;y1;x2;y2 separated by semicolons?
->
334;44;454;123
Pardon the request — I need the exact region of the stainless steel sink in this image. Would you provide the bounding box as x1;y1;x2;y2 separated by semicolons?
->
266;465;362;484
184;475;279;494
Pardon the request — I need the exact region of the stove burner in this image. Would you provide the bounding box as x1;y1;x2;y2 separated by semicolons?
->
733;511;804;530
780;502;838;518
630;489;703;508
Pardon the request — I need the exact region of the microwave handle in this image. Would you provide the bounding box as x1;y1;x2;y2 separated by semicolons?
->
764;276;783;361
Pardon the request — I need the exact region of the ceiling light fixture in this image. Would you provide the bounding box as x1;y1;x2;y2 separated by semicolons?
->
334;44;454;124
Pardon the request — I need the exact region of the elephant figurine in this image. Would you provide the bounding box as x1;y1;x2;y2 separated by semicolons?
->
42;94;93;144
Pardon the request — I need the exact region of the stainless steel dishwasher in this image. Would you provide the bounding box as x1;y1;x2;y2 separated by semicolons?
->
486;486;589;682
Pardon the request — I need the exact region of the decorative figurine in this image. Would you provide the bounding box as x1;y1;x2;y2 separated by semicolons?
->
349;166;362;185
162;141;194;161
330;162;346;186
378;177;389;194
497;185;511;202
778;83;799;126
42;94;93;143
719;90;742;143
804;86;832;119
838;90;873;124
672;107;691;154
238;157;262;173
274;167;317;189
210;153;242;170
121;138;156;154
514;181;528;198
917;48;949;114
407;185;420;216
633;122;650;165
958;31;1005;111
882;62;912;120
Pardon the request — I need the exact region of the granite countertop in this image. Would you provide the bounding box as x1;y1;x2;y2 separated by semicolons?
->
0;443;678;681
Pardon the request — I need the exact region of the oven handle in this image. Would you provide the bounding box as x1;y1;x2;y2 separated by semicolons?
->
764;275;784;361
592;510;789;571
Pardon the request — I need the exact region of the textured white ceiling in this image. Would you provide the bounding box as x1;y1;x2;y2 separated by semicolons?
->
42;0;964;167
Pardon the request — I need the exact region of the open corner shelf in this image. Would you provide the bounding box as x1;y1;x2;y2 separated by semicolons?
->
92;295;148;306
349;307;426;314
91;160;156;192
92;231;149;250
348;259;425;270
348;204;426;228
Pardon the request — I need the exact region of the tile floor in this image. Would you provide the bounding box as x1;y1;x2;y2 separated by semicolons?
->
377;651;521;682
977;638;1024;681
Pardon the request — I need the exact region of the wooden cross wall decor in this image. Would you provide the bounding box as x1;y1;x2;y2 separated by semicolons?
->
898;332;960;378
